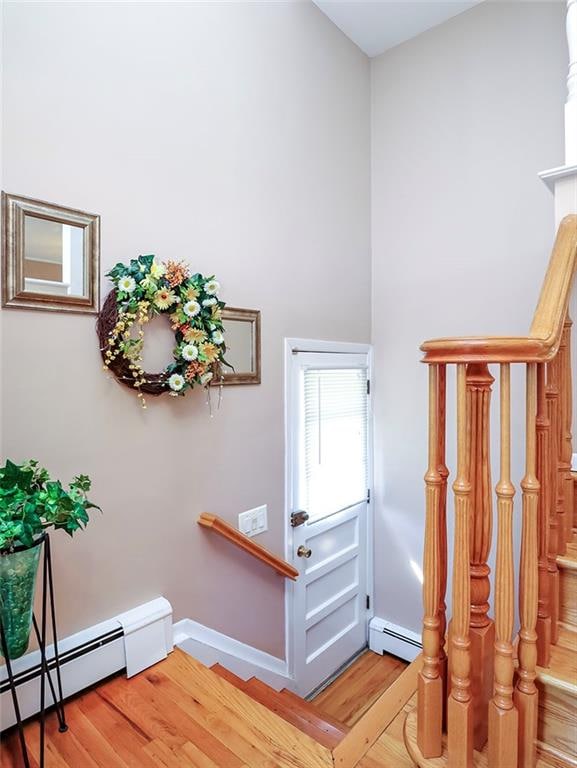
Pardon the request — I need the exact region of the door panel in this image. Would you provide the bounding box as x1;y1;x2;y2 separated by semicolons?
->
306;515;359;571
306;558;358;614
289;350;371;696
306;596;358;660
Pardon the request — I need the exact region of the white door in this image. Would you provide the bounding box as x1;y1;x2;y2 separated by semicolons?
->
288;348;371;696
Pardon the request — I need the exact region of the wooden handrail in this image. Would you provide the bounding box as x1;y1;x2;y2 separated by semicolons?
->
421;215;577;364
415;216;576;768
198;513;299;580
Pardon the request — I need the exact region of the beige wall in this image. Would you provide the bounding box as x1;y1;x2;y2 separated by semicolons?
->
23;260;63;282
1;1;370;658
371;1;567;633
2;0;571;662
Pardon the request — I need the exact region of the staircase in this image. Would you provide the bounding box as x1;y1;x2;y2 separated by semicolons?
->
209;221;577;768
206;652;422;768
210;663;350;749
404;216;577;768
536;520;577;768
405;491;577;767
1;643;423;768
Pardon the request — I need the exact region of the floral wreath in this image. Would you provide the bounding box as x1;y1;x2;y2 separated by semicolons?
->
97;255;228;407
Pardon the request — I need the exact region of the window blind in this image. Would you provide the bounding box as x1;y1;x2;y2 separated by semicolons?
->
302;367;368;520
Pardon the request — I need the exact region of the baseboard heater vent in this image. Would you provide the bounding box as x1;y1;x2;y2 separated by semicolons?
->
0;628;124;695
369;617;422;662
1;597;172;731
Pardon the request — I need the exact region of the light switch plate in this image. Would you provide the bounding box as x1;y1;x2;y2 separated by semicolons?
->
238;505;268;537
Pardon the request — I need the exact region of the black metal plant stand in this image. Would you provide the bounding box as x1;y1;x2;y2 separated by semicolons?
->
0;533;68;768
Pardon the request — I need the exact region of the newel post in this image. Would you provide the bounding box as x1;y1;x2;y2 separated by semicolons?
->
465;363;495;750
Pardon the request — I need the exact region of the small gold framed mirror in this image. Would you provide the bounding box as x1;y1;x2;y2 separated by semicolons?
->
1;192;100;314
218;307;261;385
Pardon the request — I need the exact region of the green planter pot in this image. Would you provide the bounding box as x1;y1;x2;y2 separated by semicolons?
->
0;537;43;659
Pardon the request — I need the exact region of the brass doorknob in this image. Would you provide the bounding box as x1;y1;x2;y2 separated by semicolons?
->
297;545;312;558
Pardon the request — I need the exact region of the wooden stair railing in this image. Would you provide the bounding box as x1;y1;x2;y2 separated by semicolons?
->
198;513;299;580
414;214;577;768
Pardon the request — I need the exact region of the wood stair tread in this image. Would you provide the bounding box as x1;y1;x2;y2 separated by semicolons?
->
558;548;577;629
403;706;556;767
536;626;577;765
210;663;251;690
537;626;577;691
280;688;351;732
557;550;577;569
210;662;348;750
172;650;334;767
246;678;348;748
403;699;570;768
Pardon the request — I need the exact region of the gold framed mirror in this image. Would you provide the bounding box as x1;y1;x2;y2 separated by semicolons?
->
1;192;100;314
218;307;261;385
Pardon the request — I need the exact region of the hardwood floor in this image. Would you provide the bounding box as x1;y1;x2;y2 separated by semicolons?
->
313;650;408;727
0;648;411;768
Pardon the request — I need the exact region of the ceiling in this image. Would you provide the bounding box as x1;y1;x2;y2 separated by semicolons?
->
313;0;483;57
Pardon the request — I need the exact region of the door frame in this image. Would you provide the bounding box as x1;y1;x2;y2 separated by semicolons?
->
283;337;374;683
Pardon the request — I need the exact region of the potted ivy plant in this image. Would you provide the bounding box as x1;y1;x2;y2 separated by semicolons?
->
0;459;99;659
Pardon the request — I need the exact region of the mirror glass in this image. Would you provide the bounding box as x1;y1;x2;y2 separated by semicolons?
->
224;318;255;373
23;216;86;298
216;307;260;385
2;192;99;314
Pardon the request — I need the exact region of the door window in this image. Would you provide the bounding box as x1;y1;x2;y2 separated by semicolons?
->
301;367;368;521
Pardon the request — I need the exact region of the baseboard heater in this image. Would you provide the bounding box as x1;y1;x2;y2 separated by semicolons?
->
0;597;172;731
369;617;422;662
0;626;124;695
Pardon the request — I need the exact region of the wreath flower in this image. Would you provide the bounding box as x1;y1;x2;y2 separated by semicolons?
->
97;255;229;408
118;276;136;294
183;300;201;318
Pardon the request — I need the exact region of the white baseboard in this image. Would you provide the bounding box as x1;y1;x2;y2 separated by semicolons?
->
1;597;172;731
173;618;294;692
369;617;422;662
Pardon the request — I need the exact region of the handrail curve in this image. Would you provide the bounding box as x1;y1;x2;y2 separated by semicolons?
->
421;215;577;364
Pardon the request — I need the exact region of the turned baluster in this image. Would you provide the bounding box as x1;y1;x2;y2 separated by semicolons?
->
488;363;518;768
514;363;540;768
437;365;449;722
417;364;444;757
556;330;568;556
561;315;574;547
546;354;561;644
448;363;473;768
536;362;552;667
465;363;494;750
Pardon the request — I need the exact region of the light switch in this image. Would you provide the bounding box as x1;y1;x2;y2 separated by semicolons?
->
238;505;268;537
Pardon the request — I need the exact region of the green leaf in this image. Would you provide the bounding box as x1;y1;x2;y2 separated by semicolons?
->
0;459;99;550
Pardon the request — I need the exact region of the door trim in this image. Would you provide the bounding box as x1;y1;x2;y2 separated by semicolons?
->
283;337;374;683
